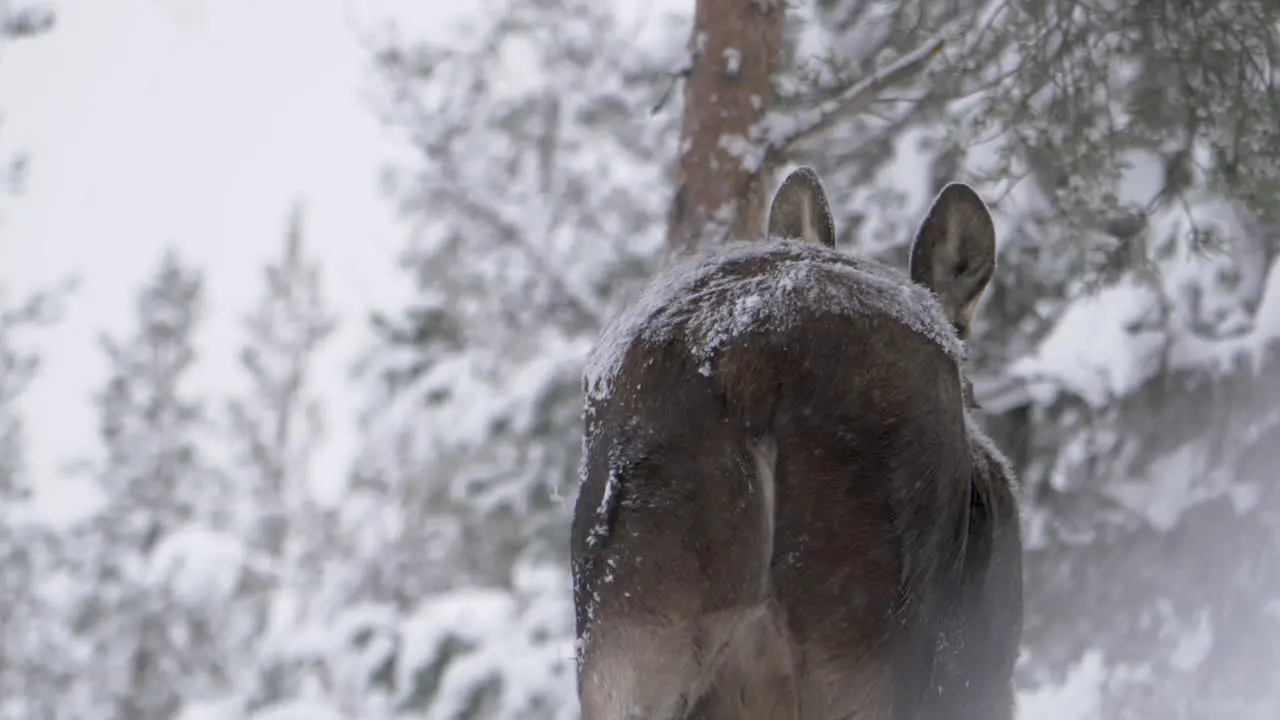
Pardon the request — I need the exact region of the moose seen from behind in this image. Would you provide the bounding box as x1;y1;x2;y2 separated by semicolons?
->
571;167;1022;720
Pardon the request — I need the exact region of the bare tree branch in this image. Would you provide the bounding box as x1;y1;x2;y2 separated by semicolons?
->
432;184;608;331
764;36;946;154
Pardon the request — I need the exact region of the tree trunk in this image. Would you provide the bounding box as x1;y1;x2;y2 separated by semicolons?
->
665;0;786;255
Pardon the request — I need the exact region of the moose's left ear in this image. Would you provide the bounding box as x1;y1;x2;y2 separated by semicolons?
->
767;167;836;248
909;183;996;341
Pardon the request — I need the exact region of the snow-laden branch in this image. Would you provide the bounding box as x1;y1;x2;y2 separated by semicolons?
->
434;184;609;332
762;36;946;153
1;3;55;40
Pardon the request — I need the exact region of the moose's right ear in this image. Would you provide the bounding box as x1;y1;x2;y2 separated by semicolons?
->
909;183;997;341
767;167;836;248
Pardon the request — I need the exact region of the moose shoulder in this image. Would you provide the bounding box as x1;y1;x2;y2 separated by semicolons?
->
571;167;1022;720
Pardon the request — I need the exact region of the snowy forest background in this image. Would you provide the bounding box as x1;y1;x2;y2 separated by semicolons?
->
3;0;1280;718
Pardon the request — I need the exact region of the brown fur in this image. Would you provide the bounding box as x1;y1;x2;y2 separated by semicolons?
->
572;168;1021;720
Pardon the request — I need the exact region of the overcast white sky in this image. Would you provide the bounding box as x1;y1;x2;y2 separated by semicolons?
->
0;0;455;516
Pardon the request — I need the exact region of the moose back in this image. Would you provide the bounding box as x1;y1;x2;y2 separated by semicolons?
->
571;168;1022;720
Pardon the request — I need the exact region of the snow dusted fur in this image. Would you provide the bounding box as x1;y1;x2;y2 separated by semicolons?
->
571;168;1022;720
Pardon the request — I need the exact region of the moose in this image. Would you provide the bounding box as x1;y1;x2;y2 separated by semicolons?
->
571;167;1022;720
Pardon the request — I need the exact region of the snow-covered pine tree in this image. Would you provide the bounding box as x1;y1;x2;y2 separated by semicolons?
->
0;285;76;719
359;0;685;589
224;203;339;714
227;202;334;562
0;19;77;714
69;251;238;720
925;4;1280;715
332;1;695;716
0;288;66;500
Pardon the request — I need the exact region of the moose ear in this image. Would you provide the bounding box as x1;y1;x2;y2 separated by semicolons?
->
909;183;996;341
767;167;836;248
